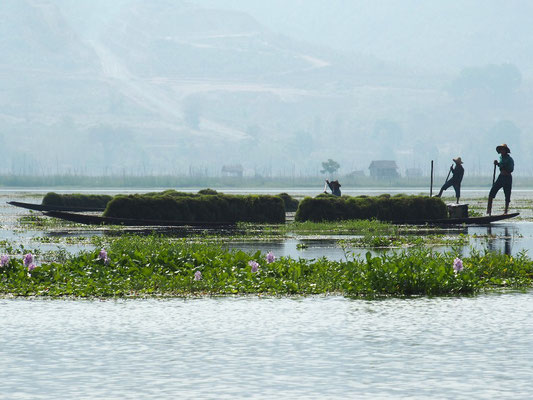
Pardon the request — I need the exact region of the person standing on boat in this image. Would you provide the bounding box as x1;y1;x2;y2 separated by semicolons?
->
487;144;514;215
325;180;341;196
435;157;464;204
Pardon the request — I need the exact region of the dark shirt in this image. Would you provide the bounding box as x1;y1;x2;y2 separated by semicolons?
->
449;164;464;183
499;154;514;174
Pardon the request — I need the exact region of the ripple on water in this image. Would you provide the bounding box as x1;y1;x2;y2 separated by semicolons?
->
1;293;533;399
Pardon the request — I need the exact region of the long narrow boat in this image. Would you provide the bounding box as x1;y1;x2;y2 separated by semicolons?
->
43;211;235;227
392;212;519;225
41;210;519;227
7;201;105;212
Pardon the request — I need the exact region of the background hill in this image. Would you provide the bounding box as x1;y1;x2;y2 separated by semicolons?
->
1;0;532;179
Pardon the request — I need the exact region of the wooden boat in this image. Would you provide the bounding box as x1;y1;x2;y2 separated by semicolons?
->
392;212;519;225
7;201;105;212
43;211;236;227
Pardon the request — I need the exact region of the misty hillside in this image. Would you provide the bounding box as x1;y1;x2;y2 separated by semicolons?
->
1;0;533;177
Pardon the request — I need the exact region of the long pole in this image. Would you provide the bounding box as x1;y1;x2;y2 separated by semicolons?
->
444;164;453;184
430;160;434;197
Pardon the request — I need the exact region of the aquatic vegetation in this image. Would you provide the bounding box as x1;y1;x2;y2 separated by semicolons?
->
1;235;533;298
453;257;464;273
42;192;113;209
0;255;9;267
295;194;447;222
266;251;275;263
277;193;299;212
104;193;286;223
248;260;260;273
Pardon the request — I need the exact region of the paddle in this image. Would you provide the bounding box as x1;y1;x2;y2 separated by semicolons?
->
492;163;497;185
443;164;453;185
323;181;328;193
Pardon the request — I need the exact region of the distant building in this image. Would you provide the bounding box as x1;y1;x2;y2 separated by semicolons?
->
369;160;399;179
221;164;244;177
405;168;423;177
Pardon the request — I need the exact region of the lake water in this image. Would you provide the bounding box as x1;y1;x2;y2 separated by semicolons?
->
2;294;533;399
2;189;533;398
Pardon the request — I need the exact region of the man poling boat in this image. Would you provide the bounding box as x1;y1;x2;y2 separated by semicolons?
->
435;157;464;204
487;143;514;216
324;179;342;196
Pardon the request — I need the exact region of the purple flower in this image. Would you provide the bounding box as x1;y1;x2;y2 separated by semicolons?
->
453;258;464;273
27;263;37;272
194;270;202;281
248;260;259;273
0;255;9;267
99;249;107;260
266;252;275;264
98;249;109;264
23;253;34;267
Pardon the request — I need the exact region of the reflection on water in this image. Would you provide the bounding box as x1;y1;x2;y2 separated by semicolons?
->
2;295;533;399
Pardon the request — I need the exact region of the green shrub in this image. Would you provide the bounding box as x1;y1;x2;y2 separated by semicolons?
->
277;193;299;212
295;195;446;222
198;188;218;195
103;193;285;223
42;192;113;209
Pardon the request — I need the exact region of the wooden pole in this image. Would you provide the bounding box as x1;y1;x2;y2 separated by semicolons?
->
430;160;434;197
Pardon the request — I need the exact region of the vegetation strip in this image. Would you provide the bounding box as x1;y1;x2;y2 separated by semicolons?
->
295;194;447;222
1;235;532;298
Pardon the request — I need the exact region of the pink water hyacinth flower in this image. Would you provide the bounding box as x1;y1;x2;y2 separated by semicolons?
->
27;263;37;272
453;258;464;273
248;260;259;273
23;253;34;267
98;249;108;261
194;270;202;281
266;252;275;264
0;255;9;267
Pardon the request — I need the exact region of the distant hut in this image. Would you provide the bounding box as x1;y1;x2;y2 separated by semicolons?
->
221;164;244;177
369;160;399;179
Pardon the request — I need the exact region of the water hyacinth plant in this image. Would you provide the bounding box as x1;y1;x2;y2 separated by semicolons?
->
0;255;9;267
1;236;533;298
248;260;260;273
266;252;275;264
453;258;464;273
23;253;34;267
98;249;110;264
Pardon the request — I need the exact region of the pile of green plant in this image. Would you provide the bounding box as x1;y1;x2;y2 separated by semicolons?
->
295;194;447;222
103;193;285;223
1;236;532;298
42;192;113;209
277;193;299;212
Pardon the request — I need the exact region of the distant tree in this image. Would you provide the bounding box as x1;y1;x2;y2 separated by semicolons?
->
320;159;340;174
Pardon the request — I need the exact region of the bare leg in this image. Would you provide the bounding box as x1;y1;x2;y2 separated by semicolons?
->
486;197;493;216
456;197;460;204
435;190;443;198
504;201;509;215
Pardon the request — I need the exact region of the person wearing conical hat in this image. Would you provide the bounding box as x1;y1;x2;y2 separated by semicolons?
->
435;157;464;204
487;144;514;215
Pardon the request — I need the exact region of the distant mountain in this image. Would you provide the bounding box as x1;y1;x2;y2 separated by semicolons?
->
0;0;96;72
1;0;532;176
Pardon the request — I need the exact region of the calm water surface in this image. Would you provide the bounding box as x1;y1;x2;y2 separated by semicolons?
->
2;294;533;399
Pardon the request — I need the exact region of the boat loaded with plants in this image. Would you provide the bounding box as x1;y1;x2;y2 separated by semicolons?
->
8;191;518;226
